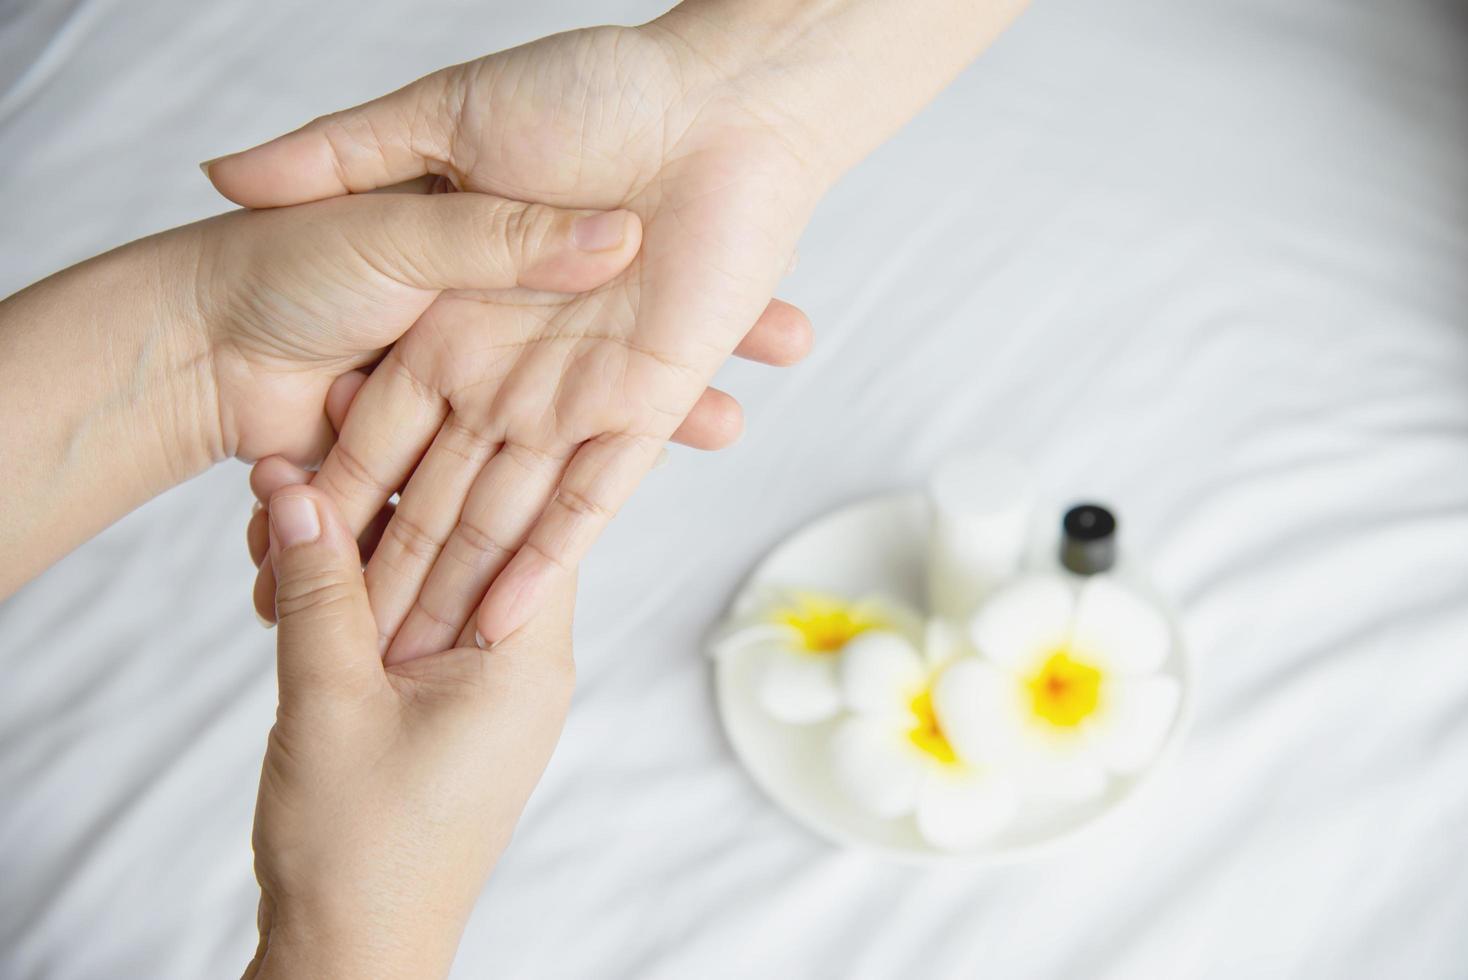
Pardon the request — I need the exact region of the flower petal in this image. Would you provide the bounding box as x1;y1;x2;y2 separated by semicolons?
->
839;631;927;717
1071;576;1171;675
915;768;1018;850
931;658;1023;768
921;617;974;671
709;619;796;660
969;575;1076;670
1091;675;1181;773
859;593;927;646
830;717;923;819
753;645;842;724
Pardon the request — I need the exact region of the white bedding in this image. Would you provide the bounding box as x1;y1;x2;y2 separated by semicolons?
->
2;0;1466;976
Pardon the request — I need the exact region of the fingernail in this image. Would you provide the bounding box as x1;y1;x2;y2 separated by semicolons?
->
255;609;274;629
571;211;628;252
786;250;800;275
652;447;670;470
198;155;229;179
474;631;498;651
270;495;320;548
252;501;263;516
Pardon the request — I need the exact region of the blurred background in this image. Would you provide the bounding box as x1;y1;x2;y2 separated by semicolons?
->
1;0;1466;976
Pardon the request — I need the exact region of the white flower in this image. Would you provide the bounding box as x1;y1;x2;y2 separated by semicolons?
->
830;621;1018;850
934;575;1181;802
713;588;923;724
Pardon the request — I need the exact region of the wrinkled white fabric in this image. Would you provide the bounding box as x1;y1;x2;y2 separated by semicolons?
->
2;0;1466;977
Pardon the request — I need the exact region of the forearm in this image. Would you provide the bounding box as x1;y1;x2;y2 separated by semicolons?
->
247;906;466;980
653;0;1030;182
0;231;220;596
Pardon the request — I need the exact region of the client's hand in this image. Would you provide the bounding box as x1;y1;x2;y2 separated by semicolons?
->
245;483;576;980
212;23;827;655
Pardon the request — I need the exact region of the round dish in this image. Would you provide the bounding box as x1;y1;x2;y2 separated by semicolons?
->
711;491;1193;864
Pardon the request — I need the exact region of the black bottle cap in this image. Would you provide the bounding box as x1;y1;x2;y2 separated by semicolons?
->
1060;503;1117;575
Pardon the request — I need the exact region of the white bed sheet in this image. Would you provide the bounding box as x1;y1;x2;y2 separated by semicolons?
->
2;0;1466;976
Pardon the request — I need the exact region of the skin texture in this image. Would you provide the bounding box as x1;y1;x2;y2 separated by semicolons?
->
2;189;614;980
222;28;822;661
243;484;579;980
0;187;809;599
0;190;638;596
210;0;1030;660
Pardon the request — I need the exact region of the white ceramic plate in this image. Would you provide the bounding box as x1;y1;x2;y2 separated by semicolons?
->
711;491;1194;864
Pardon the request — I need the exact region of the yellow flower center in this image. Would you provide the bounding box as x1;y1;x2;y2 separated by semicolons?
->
1027;651;1103;727
907;689;959;765
774;595;886;653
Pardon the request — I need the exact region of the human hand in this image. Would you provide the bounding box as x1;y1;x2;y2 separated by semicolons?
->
189;188;650;467
210;24;829;657
0;186;656;593
237;248;813;651
245;482;577;980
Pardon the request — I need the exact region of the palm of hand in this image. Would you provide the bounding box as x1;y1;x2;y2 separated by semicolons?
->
198;205;444;464
220;26;822;656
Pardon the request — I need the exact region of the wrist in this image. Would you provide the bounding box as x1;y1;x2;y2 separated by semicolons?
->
648;0;1029;185
251;893;466;980
639;7;846;192
136;225;229;473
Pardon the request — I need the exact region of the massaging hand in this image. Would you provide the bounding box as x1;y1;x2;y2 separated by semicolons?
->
208;0;1025;657
206;190;649;465
244;482;576;980
2;188;647;592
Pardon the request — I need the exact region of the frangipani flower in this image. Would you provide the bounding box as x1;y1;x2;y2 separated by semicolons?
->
935;575;1181;801
830;622;1017;850
714;589;923;724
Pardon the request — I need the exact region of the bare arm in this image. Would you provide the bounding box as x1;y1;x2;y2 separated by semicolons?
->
0;231;218;596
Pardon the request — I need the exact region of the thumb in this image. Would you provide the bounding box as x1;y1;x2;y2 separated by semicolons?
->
268;486;382;707
202;67;462;208
345;192;642;295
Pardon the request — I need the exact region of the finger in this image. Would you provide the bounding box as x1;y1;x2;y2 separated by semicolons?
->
251;498;393;571
732;298;813;367
325;369;370;433
268;487;383;710
248;456;314;570
668;387;744;451
253;351;446;623
342;193;643;295
250;456;313;505
247;507;269;568
258;498;396;564
361;411;510;654
474;434;662;647
384;441;571;665
311;349;448;550
202;68;462;208
252;502;396;617
457;570;578;657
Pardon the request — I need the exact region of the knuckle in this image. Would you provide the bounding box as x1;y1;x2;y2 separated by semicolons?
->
507;202;558;265
455;517;512;562
274;570;359;621
441;416;497;464
555;486;611;521
329;442;390;496
383;512;440;565
523;538;572;574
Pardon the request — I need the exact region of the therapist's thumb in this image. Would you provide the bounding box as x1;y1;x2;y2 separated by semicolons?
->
268;486;382;706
